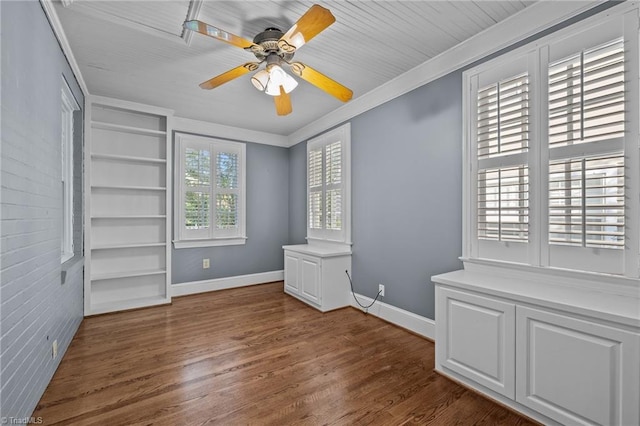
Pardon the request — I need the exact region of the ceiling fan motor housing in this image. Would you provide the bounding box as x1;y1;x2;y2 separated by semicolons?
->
250;28;295;62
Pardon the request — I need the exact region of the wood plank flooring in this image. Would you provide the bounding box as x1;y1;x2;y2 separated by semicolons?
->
34;282;536;425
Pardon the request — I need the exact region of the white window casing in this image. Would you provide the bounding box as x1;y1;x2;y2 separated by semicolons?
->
463;6;640;280
61;78;79;263
306;123;351;246
174;133;246;248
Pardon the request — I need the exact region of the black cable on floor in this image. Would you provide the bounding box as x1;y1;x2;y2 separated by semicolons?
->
345;270;381;313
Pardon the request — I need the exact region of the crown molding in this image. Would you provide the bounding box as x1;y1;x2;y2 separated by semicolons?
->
173;116;290;148
90;95;175;117
287;0;608;147
40;0;89;96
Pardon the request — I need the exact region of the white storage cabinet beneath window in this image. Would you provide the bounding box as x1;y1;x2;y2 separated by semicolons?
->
433;268;640;426
283;245;351;312
436;287;516;399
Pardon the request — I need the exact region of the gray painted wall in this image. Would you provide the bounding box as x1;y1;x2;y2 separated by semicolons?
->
288;72;463;320
1;0;85;420
172;141;289;283
287;142;307;245
351;72;463;319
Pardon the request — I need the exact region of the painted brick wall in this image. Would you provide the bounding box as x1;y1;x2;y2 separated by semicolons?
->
1;1;84;420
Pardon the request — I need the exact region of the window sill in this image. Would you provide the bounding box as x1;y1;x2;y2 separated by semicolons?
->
306;237;353;247
61;252;74;264
173;238;246;249
433;262;640;329
61;255;84;285
459;257;640;298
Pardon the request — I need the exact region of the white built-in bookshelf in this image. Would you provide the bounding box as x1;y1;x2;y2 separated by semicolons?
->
85;96;173;315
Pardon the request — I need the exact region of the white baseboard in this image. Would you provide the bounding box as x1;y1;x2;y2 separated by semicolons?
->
171;270;284;297
350;293;435;341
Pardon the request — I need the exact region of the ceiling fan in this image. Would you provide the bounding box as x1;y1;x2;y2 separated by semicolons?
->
184;4;353;116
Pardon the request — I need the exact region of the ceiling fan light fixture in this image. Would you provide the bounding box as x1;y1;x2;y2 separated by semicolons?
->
251;69;270;91
290;32;306;49
264;65;298;96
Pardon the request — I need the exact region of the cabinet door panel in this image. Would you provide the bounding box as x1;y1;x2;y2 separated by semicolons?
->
436;287;515;398
284;253;299;294
516;306;640;426
301;257;320;304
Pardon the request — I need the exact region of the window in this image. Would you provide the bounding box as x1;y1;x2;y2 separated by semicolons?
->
307;123;351;245
174;133;246;248
61;79;79;263
464;10;639;278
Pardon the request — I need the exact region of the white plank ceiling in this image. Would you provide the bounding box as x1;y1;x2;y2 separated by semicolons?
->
54;1;535;136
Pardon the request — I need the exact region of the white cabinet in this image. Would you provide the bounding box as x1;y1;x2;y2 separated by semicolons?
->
516;306;640;426
300;255;321;305
85;96;173;315
284;252;300;294
436;287;515;398
283;244;351;312
433;269;640;426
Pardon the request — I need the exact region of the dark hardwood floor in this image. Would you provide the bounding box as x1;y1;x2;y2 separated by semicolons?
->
33;282;536;425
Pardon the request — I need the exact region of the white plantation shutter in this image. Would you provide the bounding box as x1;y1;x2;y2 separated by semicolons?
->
183;145;211;239
549;154;624;248
477;74;529;159
308;148;323;230
478;166;529;241
308;142;343;232
548;38;627;254
215;151;239;231
306;123;351;244
476;71;530;244
325;141;342;231
308;192;322;229
184;147;211;233
548;39;625;148
326;141;342;185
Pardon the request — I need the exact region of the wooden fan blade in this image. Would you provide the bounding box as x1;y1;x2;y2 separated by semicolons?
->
184;20;257;50
199;63;260;90
274;86;292;116
278;4;335;52
288;62;353;102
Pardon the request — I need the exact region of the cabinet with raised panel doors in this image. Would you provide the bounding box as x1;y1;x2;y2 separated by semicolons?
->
433;269;640;426
283;244;351;312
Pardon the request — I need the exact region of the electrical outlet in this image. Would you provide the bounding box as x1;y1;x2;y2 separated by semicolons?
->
203;258;210;269
378;284;385;297
52;339;58;359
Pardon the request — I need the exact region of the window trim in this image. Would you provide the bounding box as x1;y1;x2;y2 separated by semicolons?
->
462;5;640;281
61;78;79;264
306;123;351;246
173;132;247;249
